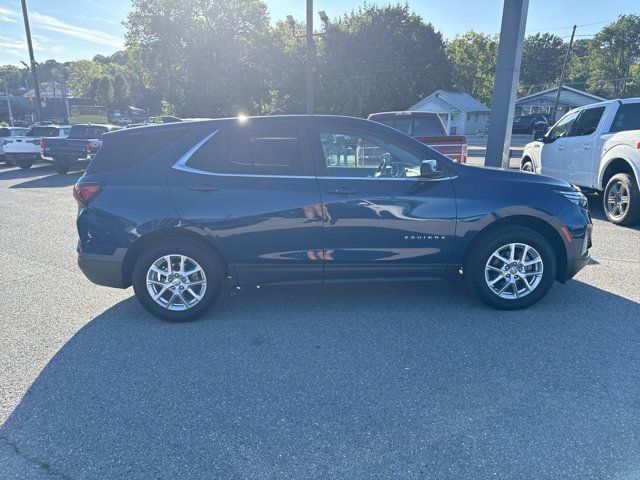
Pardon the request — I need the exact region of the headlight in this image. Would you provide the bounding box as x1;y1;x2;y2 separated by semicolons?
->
554;188;588;209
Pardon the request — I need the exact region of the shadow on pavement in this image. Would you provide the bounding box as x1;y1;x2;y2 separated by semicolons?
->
1;281;639;479
0;164;55;181
10;171;82;189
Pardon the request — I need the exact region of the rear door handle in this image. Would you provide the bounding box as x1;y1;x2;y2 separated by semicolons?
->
326;188;357;195
186;184;219;192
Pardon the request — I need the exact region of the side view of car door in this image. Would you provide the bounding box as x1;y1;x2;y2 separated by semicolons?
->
540;110;580;179
308;120;457;282
168;121;324;286
563;106;606;188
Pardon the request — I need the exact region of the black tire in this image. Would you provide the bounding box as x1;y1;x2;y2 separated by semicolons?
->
52;157;70;174
15;158;33;169
603;173;640;226
464;226;557;310
521;158;535;173
132;239;223;322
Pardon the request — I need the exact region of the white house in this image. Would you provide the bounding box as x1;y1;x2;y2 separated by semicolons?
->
409;90;491;135
515;86;605;121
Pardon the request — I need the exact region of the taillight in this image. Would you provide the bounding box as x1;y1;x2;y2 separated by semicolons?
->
39;139;44;149
73;182;103;205
86;142;92;150
460;145;467;164
636;141;640;150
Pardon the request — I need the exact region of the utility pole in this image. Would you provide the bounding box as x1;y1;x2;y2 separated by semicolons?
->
485;0;529;168
550;24;576;122
305;0;315;114
4;82;14;127
20;0;43;123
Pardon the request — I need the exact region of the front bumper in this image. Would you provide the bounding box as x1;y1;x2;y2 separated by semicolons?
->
77;248;127;288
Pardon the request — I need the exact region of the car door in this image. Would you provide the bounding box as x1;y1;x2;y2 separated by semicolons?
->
539;111;580;179
564;106;606;188
309;121;457;282
168;120;323;286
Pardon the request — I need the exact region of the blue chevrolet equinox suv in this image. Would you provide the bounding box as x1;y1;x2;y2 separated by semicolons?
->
75;115;592;321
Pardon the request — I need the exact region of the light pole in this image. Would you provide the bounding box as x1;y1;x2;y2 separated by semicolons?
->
287;6;328;114
20;0;43;123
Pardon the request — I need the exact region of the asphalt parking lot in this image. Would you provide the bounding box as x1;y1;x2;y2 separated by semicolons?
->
0;163;639;479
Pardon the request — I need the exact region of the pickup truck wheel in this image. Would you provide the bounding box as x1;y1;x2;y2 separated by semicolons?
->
52;157;70;174
464;226;556;310
521;159;534;173
604;173;640;226
14;159;33;169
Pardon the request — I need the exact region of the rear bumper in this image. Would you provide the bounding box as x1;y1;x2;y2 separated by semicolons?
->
77;248;127;288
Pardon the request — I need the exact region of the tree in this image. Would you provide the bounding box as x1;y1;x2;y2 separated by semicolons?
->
317;4;452;116
447;31;497;106
124;0;276;117
587;14;640;97
520;33;565;94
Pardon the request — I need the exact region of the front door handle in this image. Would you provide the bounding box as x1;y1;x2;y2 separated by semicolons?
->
186;184;219;192
582;145;591;150
326;188;357;195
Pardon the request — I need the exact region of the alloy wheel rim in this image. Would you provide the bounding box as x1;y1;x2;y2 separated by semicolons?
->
606;181;629;218
484;243;544;300
146;255;207;311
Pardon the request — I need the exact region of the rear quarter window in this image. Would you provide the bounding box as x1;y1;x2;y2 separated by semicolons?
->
86;126;194;174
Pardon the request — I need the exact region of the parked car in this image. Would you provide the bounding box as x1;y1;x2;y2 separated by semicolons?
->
75;115;592;321
368;111;468;163
0;126;29;163
42;124;120;173
3;125;71;169
521;98;640;225
512;114;549;134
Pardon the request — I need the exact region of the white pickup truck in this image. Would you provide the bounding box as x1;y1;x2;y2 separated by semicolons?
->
521;99;640;225
3;125;71;169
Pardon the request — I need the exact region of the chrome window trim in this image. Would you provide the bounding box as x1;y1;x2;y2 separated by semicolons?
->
172;129;448;181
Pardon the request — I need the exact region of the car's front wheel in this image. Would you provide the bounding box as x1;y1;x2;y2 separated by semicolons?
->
464;226;557;310
603;173;640;226
132;239;223;321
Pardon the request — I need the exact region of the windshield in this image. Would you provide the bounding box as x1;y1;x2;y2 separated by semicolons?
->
26;127;59;137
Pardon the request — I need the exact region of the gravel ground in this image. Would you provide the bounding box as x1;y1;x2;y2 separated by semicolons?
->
0;162;639;480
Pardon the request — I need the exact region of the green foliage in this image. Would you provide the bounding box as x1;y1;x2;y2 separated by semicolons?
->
447;31;497;106
520;33;565;94
317;4;452;116
124;0;275;117
586;14;640;97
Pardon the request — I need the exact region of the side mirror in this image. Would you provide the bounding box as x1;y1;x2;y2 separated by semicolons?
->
533;129;547;142
420;159;440;178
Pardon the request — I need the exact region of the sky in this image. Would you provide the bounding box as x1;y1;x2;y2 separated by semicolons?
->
0;0;638;65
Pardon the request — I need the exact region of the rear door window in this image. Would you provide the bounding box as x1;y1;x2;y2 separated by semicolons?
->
573;107;605;136
188;124;304;176
609;103;640;133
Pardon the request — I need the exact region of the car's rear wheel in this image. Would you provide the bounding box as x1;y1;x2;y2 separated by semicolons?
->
132;239;223;321
464;226;557;310
14;158;34;169
52;157;71;174
603;173;640;226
